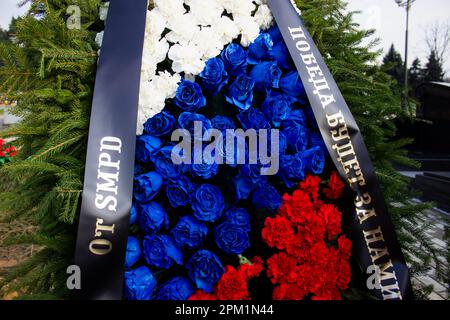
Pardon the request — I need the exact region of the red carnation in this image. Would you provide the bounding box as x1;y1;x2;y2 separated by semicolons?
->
216;265;249;300
262;215;295;251
338;235;352;259
266;252;298;285
239;256;264;280
319;203;342;240
299;175;321;200
323;171;345;199
273;283;307;300
189;290;218;300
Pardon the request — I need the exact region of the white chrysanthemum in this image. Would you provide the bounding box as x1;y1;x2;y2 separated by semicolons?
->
254;4;273;30
95;31;104;47
140;36;170;82
146;9;168;39
99;2;109;21
186;0;224;26
154;0;186;18
144;37;170;64
234;15;260;47
141;56;157;82
192;26;224;60
165;13;201;44
168;43;206;75
137;81;167;134
152;71;181;99
218;0;255;16
214;16;240;44
136;109;147;135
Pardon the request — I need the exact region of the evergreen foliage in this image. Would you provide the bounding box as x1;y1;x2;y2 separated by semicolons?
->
0;0;438;299
295;0;436;295
0;0;102;299
422;50;445;83
408;58;423;96
382;44;405;87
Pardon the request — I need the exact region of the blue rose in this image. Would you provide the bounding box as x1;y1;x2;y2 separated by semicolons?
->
283;123;309;153
225;74;255;111
136;135;162;163
124;266;157;300
300;146;325;175
305;106;319;130
143;234;183;269
279;153;306;188
124;236;141;269
268;25;283;43
191;160;219;180
282;108;307;128
192;184;225;222
187;250;224;293
178;112;212;140
249;61;282;91
223;208;251;232
310;131;327;155
241;164;268;184
174;80;206;112
252;182;282;211
133;171;163;203
199;58;229;96
166;176;193;208
280;71;306;97
237;107;271;130
211;115;236;133
137;201;169;234
151;145;184;179
221;43;248;76
171;215;208;249
214;221;250;255
248;33;273;64
233;173;253;201
270;41;293;69
156;277;195;300
262;92;297;127
134;163;143;176
130;203;137;225
144;111;176;136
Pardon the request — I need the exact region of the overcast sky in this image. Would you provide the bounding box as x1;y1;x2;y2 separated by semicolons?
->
1;0;449;73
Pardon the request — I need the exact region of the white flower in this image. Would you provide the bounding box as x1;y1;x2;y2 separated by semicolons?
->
140;36;170;81
154;0;186;18
152;71;181;99
192;26;224;60
254;4;273;30
146;9;168;40
168;43;205;75
165;13;201;45
253;0;268;4
214;16;240;44
137;81;166;134
136;110;146;135
234;15;260;47
218;0;255;16
99;2;109;21
185;0;224;26
95;31;104;47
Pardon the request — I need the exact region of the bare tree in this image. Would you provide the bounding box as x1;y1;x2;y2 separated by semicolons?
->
423;20;450;66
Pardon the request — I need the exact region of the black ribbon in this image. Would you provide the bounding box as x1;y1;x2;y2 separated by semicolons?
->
74;0;147;300
268;0;412;300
